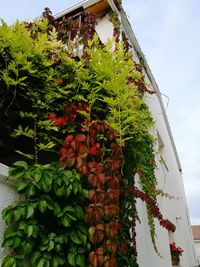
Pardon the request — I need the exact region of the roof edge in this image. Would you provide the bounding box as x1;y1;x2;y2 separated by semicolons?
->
54;0;101;19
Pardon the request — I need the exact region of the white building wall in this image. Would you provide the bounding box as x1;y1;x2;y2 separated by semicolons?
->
0;164;18;266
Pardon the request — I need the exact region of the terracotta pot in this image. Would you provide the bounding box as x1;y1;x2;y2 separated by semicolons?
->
171;254;180;266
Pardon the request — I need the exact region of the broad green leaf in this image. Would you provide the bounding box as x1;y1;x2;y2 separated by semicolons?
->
12;237;21;248
32;168;42;182
16;181;28;192
26;205;34;219
67;252;76;266
13;161;28;169
4;227;17;239
24;242;33;254
27;185;36;197
13;209;21;221
37;258;45;267
67;213;77;221
63;206;74;213
47;240;54;251
41;172;52;192
77;231;87;245
31;251;41;266
74;206;84;220
27;225;33;237
71;231;82;245
2;255;15;267
9;167;25;179
38;199;47;213
51;257;59;267
2;208;12;223
61;215;71;227
76;254;85;267
2;237;14;248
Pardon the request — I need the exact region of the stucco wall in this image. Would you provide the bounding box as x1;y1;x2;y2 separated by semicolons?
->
0;164;18;266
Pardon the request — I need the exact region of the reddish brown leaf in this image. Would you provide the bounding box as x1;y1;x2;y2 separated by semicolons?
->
64;134;74;146
89;224;105;243
76;134;87;142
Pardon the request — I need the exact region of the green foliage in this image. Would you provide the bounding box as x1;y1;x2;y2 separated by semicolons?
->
2;162;90;267
76;38;155;146
0;19;80;160
0;14;171;267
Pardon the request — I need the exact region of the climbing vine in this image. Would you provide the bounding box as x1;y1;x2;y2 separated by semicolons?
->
0;7;175;267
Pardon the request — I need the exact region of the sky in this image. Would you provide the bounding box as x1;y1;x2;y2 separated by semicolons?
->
0;0;199;224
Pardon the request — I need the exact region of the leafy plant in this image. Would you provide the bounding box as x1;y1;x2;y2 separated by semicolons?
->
2;161;90;267
1;10;176;267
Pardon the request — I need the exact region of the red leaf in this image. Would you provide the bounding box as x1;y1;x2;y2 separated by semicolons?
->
64;134;74;146
89;147;97;155
76;134;87;142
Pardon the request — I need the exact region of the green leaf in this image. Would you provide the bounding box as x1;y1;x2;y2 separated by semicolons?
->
54;186;65;197
13;237;21;248
26;205;34;219
27;225;33;237
2;255;15;267
81;189;88;199
47;240;54;251
16;181;28;192
67;252;76;266
9;167;25;179
51;257;59;267
13;209;21;221
38;199;47;213
15;150;34;160
24;241;33;254
73;183;79;194
31;252;41;266
27;185;37;197
77;231;87;245
4;227;17;239
76;254;85;267
71;231;82;245
41;171;52;192
61;215;71;227
74;206;84;220
2;237;14;248
15;253;25;260
38;141;55;151
13;161;28;169
2;208;12;223
32;168;42;182
37;258;45;267
63;206;74;213
67;213;77;221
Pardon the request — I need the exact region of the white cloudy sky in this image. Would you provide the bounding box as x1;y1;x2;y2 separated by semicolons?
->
0;0;199;224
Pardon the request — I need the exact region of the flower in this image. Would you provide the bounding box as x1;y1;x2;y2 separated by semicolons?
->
170;242;183;256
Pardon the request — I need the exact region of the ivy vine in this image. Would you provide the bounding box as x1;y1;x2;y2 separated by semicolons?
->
0;9;175;267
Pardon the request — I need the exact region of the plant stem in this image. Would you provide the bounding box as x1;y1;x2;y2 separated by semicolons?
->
34;122;38;163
